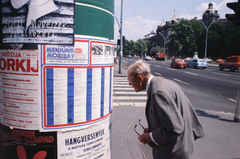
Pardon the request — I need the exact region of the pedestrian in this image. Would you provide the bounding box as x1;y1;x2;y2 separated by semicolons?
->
128;60;205;159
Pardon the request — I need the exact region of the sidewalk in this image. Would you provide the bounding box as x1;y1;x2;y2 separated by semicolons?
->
111;63;240;159
113;63;128;77
112;63;153;159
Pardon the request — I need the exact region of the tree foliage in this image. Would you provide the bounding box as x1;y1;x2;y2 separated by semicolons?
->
168;19;240;59
117;38;148;57
150;45;164;56
168;19;198;58
123;39;134;56
133;39;148;56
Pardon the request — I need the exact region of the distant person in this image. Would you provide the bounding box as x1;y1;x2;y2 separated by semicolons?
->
128;60;205;159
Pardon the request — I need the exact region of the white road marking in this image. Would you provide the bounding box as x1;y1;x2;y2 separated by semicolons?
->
184;71;198;76
228;98;237;102
167;68;175;71
155;72;162;76
154;65;162;68
173;78;190;85
213;72;231;77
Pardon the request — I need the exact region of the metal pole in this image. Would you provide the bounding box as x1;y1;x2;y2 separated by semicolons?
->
159;32;166;53
195;19;218;59
234;90;240;122
165;34;171;54
205;29;208;59
119;0;123;74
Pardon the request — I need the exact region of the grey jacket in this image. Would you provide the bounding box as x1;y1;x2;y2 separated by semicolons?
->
146;77;205;159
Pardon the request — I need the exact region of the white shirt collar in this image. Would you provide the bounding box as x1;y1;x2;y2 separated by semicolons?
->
146;75;154;92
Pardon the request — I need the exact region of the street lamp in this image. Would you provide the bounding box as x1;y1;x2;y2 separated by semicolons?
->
195;18;218;59
119;0;123;74
158;32;171;53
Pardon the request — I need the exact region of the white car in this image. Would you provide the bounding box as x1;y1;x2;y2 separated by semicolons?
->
184;57;192;62
187;58;208;69
144;56;152;61
205;58;213;62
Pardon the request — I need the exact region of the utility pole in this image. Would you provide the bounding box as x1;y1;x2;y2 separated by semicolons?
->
119;0;123;73
195;19;218;59
158;32;171;53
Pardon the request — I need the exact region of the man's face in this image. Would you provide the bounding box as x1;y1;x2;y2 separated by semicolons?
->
128;70;142;92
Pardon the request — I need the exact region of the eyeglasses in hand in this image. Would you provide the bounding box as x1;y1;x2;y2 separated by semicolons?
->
134;119;156;147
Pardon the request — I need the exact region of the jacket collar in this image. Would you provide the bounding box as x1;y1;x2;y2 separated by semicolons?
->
146;75;154;92
147;76;157;95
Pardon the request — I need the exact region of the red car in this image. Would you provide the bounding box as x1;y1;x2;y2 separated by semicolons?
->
171;58;187;68
216;59;224;63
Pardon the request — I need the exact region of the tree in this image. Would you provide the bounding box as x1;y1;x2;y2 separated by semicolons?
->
168;19;197;58
145;40;151;54
123;39;134;56
150;45;164;56
163;18;240;60
207;22;227;59
190;19;205;57
224;21;240;58
122;39;129;56
133;39;148;56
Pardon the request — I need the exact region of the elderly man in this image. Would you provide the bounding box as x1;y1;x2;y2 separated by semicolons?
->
128;60;205;159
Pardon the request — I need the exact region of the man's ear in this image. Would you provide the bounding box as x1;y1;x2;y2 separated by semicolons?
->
137;74;144;82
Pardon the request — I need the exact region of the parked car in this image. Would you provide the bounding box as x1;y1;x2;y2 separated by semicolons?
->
144;56;152;61
184;57;192;62
205;58;213;62
219;55;240;72
171;58;187;68
216;59;224;63
187;58;208;69
128;55;132;58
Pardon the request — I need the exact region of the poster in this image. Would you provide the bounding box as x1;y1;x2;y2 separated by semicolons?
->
91;40;114;65
42;39;89;65
41;66;113;131
0;49;40;130
57;116;111;159
39;37;114;131
0;124;57;159
0;0;75;49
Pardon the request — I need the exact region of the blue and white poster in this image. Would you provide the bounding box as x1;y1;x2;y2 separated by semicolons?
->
41;66;113;131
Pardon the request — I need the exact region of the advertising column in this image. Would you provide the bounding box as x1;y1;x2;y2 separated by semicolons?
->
0;0;114;158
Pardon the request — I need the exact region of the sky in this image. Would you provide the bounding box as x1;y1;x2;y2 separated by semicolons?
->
114;0;236;43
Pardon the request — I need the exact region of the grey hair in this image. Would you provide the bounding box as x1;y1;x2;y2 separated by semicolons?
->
128;60;151;77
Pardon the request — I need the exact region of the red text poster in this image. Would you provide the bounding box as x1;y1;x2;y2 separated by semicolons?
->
0;49;40;130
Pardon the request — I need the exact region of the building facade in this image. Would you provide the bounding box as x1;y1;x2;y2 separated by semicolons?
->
202;2;220;26
143;2;221;56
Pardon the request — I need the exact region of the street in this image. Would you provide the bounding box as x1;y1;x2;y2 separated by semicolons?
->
124;57;240;114
112;57;240;159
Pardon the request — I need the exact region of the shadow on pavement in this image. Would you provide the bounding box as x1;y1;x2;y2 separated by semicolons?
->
195;109;234;123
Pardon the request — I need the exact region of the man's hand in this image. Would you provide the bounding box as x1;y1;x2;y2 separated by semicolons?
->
138;132;152;144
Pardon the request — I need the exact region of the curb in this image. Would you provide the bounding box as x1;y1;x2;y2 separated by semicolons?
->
114;74;127;77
